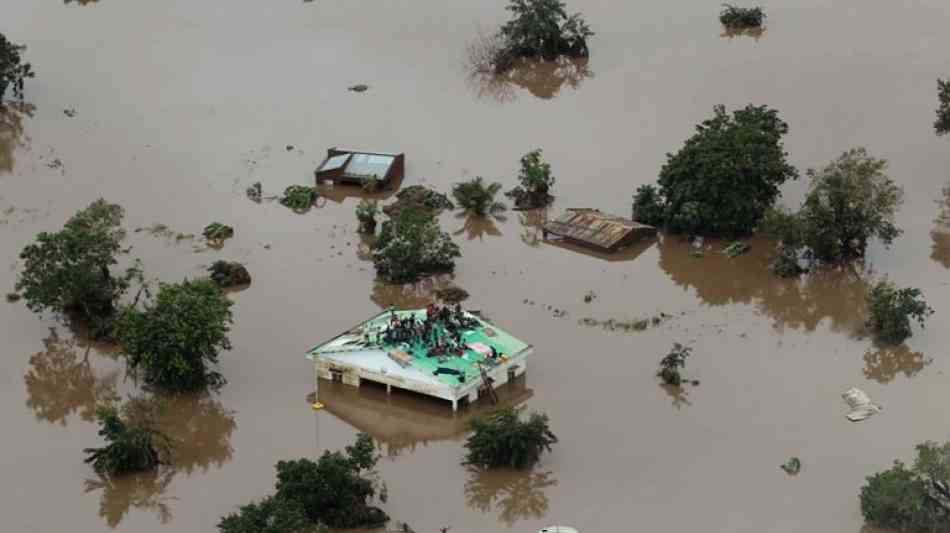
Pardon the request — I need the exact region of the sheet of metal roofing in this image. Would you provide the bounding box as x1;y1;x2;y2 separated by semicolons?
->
318;154;350;172
345;153;394;178
544;209;651;250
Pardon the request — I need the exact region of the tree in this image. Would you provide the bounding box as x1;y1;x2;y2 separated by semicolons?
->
463;406;558;469
657;343;691;386
631;184;665;226
499;0;593;60
372;208;461;283
935;78;950;136
356;199;378;234
452;177;506;216
274;433;388;528
719;5;765;30
507;149;556;208
0;33;34;101
646;104;797;236
279;185;319;213
866;280;933;345
83;402;171;476
860;442;950;531
116;278;233;392
16;199;143;335
218;496;319;533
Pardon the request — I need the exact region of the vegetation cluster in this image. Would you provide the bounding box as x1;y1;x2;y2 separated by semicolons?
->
453;177;506;216
464;406;558;469
372;208;461;283
507;148;556;209
0;33;34;101
860;441;950;531
719;4;765;30
866;281;933;345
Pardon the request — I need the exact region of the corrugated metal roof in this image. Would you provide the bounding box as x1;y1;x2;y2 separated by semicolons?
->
345;153;394;178
543;209;655;250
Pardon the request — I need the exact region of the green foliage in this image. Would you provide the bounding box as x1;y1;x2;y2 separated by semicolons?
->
207;261;251;288
866;280;933;345
860;442;950;531
279;185;318;212
218;496;319;533
657;342;691;386
632;184;664;226
203;222;234;243
464;405;558;469
781;457;802;475
719;4;765;29
83;403;170;476
382;185;454;218
936;79;950;136
116;279;233;392
16;200;142;334
452;177;506;216
355;199;378;234
274;433;388;528
652;104;797;236
0;33;35;101
722;240;750;258
499;0;593;60
372;208;461;283
508;149;555;208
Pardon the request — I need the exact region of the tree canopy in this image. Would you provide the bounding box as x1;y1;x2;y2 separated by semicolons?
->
861;441;950;531
507;148;556;208
116;278;233;392
452;177;506;216
499;0;593;60
0;33;34;101
633;104;797;236
935;78;950;136
16;199;142;334
218;496;318;533
464;405;558;469
866;280;932;345
372;208;461;283
83;402;170;476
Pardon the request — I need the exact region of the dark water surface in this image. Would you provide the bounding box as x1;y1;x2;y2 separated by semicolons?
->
3;0;950;531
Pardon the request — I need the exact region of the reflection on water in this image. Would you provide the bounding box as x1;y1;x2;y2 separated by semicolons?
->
84;392;236;527
464;467;557;526
453;212;504;241
370;275;455;310
544;235;656;262
317;178;402;206
0;103;33;174
659;236;869;334
721;26;766;40
469;57;593;102
24;328;119;426
518;208;547;247
931;183;950;268
660;383;692;410
863;344;930;384
318;377;533;457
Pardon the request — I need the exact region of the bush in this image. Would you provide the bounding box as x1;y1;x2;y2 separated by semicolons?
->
648;104;797;236
936;78;950;136
719;4;765;30
499;0;593;60
657;343;691;386
279;185;318;212
632;184;665;226
0;33;35;101
356;199;378;234
203;222;234;245
207;261;251;288
274;433;388;528
860;442;950;531
116;278;233;392
381;185;454;218
866;281;933;345
16;199;143;335
453;177;506;216
372;208;461;283
218;496;319;533
464;406;558;469
507;149;556;208
83;403;170;476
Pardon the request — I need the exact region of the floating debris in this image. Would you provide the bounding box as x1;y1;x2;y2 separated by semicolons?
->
842;387;882;422
246;181;262;202
63;108;77;118
5;292;21;302
781;457;802;475
203;222;234;247
583;290;596;303
722;240;750;258
46;158;63;170
579;312;672;333
348;84;370;93
207;260;251;288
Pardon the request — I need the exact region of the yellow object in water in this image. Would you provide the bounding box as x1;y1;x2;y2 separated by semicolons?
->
311;402;325;410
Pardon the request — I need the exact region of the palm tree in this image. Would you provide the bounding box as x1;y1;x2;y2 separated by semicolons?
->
452;177;506;216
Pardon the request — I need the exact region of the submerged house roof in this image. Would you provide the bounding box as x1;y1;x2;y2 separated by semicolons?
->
543;208;656;252
315;148;405;186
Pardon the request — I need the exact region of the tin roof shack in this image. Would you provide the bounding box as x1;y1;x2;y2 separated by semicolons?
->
307;309;532;411
315;148;405;188
543;208;656;253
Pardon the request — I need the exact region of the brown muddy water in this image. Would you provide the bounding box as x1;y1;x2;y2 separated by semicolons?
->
3;1;950;532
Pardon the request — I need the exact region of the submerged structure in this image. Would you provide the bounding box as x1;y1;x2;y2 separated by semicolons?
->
314;147;405;188
542;208;656;252
307;307;532;411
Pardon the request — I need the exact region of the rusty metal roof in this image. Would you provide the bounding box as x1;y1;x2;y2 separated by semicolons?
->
543;209;655;250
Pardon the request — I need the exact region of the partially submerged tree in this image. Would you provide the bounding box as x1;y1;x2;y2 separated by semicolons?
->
116;278;233;392
279;185;319;212
464;405;558;469
372;208;461;283
499;0;593;61
207;261;251;288
935;78;950;136
634;105;797;236
507;149;556;208
218;496;318;533
274;433;388;528
83;402;171;476
452;177;506;216
0;33;35;101
356;199;378;234
764;148;903;272
16;199;143;335
203;223;234;247
866;280;932;345
657;343;691;386
719;4;765;30
381;185;454;219
860;441;950;531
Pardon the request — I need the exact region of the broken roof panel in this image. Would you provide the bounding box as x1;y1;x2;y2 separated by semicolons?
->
543;208;656;251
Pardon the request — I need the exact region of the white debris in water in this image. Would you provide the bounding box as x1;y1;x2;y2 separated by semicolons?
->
842;387;882;422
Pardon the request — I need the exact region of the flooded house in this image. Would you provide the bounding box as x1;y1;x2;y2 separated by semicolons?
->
314;148;405;188
542;208;656;253
307;307;532;411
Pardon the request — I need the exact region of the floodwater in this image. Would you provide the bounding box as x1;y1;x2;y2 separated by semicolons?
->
2;0;950;532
